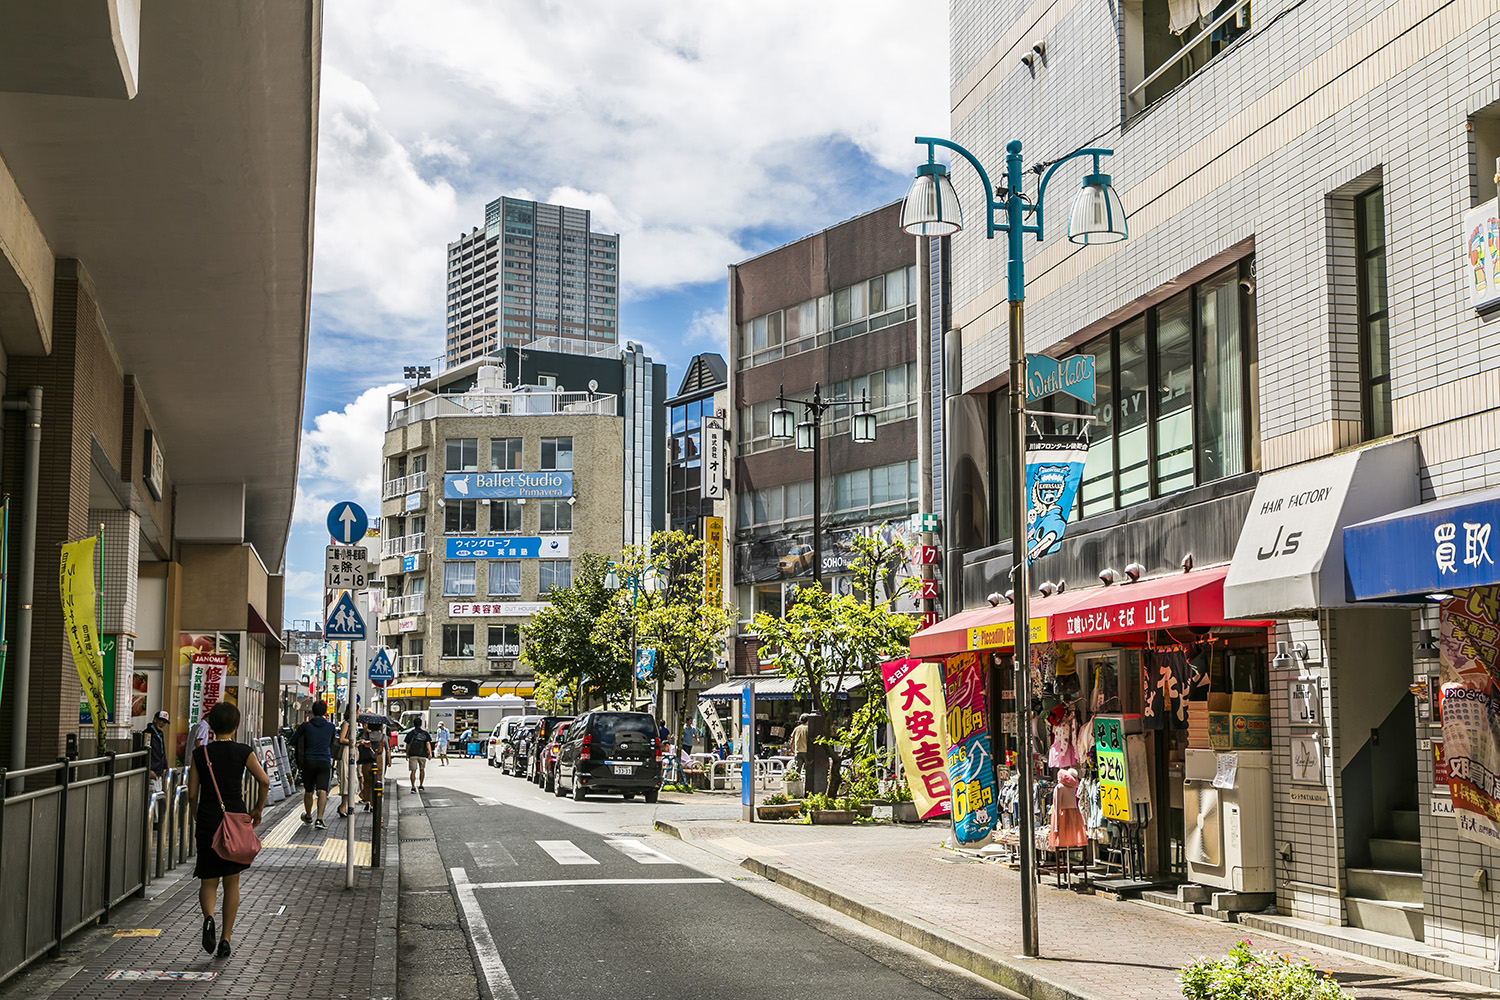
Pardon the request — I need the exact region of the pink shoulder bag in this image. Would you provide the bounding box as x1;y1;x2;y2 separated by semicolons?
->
203;743;261;864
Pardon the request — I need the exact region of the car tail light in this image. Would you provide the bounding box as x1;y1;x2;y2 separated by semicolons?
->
654;736;663;762
582;734;593;759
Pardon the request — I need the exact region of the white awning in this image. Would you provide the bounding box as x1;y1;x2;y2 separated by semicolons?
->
699;676;863;701
1223;439;1418;618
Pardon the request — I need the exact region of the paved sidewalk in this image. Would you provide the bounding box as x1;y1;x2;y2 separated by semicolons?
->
0;786;397;1000
657;816;1500;1000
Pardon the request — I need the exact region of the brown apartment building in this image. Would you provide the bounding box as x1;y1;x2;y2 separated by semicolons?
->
727;202;927;632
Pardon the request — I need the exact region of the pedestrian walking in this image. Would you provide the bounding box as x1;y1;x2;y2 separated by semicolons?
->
435;722;451;765
335;716;354;820
405;722;436;789
682;721;697;756
188;701;270;959
291;701;339;829
142;710;170;794
791;714;810;769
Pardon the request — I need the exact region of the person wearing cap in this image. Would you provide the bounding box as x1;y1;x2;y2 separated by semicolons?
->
144;709;170;793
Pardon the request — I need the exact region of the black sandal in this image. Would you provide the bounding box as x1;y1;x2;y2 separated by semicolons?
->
201;916;216;954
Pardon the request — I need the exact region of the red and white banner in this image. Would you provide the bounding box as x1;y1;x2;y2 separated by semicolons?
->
882;658;951;820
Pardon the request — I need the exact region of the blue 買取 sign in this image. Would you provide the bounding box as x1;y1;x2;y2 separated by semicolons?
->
326;502;369;545
1344;491;1500;600
1026;354;1096;405
445;472;573;500
445;536;571;560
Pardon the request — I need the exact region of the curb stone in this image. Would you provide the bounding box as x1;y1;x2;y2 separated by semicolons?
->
654;819;1109;1000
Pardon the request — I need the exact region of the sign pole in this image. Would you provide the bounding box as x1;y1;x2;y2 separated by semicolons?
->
740;683;756;822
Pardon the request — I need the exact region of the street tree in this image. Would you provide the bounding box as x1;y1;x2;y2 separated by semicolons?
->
521;552;631;710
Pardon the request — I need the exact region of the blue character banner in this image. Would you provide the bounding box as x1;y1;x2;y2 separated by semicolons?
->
1025;434;1088;562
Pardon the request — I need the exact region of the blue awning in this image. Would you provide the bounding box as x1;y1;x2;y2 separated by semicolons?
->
1343;486;1500;601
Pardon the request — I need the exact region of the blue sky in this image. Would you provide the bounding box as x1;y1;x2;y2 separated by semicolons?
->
287;1;950;623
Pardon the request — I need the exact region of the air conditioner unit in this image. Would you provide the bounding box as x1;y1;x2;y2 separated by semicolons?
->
1184;749;1274;892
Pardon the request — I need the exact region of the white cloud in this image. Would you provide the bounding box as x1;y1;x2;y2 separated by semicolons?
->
297;382;407;519
685;305;727;347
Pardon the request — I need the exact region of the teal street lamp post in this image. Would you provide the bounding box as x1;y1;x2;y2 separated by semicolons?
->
606;561;665;713
902;136;1127;958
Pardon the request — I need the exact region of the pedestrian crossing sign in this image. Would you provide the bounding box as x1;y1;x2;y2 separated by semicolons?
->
324;592;367;640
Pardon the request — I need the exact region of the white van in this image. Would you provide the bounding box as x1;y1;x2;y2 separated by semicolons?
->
487;716;525;768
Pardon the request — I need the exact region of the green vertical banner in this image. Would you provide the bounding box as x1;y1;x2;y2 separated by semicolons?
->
61;536;107;747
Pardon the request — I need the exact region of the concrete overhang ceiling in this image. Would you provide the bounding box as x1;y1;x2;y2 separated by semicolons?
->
0;1;321;570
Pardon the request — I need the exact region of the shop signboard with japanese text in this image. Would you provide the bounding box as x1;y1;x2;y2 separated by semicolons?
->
1094;715;1133;822
941;652;996;842
881;658;951;820
1437;588;1500;848
701;418;725;500
702;516;724;606
445;471;573;500
61;537;107;747
1344;496;1500;601
445;536;570;560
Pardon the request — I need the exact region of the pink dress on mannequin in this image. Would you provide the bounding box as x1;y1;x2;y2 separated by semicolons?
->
1050;767;1088;849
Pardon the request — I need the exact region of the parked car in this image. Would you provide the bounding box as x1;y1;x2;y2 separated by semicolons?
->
554;711;663;802
536;721;573;792
502;716;542;776
526;715;575;784
487;717;523;768
777;543;814;576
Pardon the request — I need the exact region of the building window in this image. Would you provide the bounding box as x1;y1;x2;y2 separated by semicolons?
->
444;499;478;535
1355;185;1391;439
1123;0;1250;119
446;438;478;472
540;500;572;533
442;624;475;658
538;560;572;592
540;437;573;470
489;500;523;533
491;438;522;470
407;636;423;658
487;624;521;659
488;560;521;596
443;561;476;597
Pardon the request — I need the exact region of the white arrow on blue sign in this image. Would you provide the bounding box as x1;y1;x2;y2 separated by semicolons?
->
368;647;395;686
324;592;367;640
327;502;369;545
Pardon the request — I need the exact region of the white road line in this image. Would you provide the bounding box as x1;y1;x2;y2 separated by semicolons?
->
469;877;722;890
605;837;679;865
448;867;521;1000
536;839;599;865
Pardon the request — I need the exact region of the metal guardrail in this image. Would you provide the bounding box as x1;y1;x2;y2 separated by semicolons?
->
0;749;153;984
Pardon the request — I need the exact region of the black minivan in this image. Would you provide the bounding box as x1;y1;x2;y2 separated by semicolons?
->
554;711;662;802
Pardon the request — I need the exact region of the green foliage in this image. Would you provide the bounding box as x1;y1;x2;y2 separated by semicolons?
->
522;553;631;709
884;775;914;802
800;792;839;812
531;671;573;714
1179;941;1353;1000
762;793;791;805
660;781;695;794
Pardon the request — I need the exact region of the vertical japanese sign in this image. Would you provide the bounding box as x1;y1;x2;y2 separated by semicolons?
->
881;658;951;820
183;632;229;728
1024;435;1087;561
1437;588;1500;847
702;515;724;607
61;536;107;748
1094;715;1133;821
941;652;996;842
701;416;725;500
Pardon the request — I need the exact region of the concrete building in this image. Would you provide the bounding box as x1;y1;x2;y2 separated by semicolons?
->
0;4;318;765
377;344;665;714
445;196;620;368
914;0;1500;972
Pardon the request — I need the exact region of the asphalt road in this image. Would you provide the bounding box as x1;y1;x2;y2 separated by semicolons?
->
400;759;1019;1000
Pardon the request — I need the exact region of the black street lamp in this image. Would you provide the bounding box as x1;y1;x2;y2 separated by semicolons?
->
769;383;876;588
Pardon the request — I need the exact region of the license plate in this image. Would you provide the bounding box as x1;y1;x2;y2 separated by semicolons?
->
612;765;633;776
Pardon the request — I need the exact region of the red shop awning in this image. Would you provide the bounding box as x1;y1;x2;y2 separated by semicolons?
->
909;566;1265;659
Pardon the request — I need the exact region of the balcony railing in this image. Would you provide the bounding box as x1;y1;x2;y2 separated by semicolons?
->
382;594;426;617
382;471;428;500
389;389;616;430
399;655;424;677
380;533;426;559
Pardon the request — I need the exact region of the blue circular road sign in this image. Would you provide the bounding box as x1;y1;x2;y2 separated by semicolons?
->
327;501;369;545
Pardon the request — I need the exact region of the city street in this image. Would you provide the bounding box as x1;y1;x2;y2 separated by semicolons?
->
398;759;1018;1000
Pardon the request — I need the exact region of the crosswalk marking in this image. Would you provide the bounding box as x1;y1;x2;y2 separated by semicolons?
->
536;840;599;865
605;838;678;865
467;842;517;867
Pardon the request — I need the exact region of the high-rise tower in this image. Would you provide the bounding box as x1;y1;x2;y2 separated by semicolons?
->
444;196;620;368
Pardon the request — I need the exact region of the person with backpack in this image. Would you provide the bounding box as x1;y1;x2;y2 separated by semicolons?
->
292;701;339;830
405;723;436;790
188;701;270;959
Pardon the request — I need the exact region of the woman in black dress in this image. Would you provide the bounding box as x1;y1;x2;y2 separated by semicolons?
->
188;701;271;958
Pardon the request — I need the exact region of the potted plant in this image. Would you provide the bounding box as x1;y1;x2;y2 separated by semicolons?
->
1180;941;1352;1000
887;778;921;823
803;792;857;825
756;793;802;821
782;765;805;798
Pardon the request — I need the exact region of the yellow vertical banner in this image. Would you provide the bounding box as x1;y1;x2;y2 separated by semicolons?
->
702;515;723;606
882;657;952;820
61;536;107;748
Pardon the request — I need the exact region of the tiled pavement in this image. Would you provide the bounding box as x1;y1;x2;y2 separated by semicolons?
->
0;785;396;1000
658;814;1500;1000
